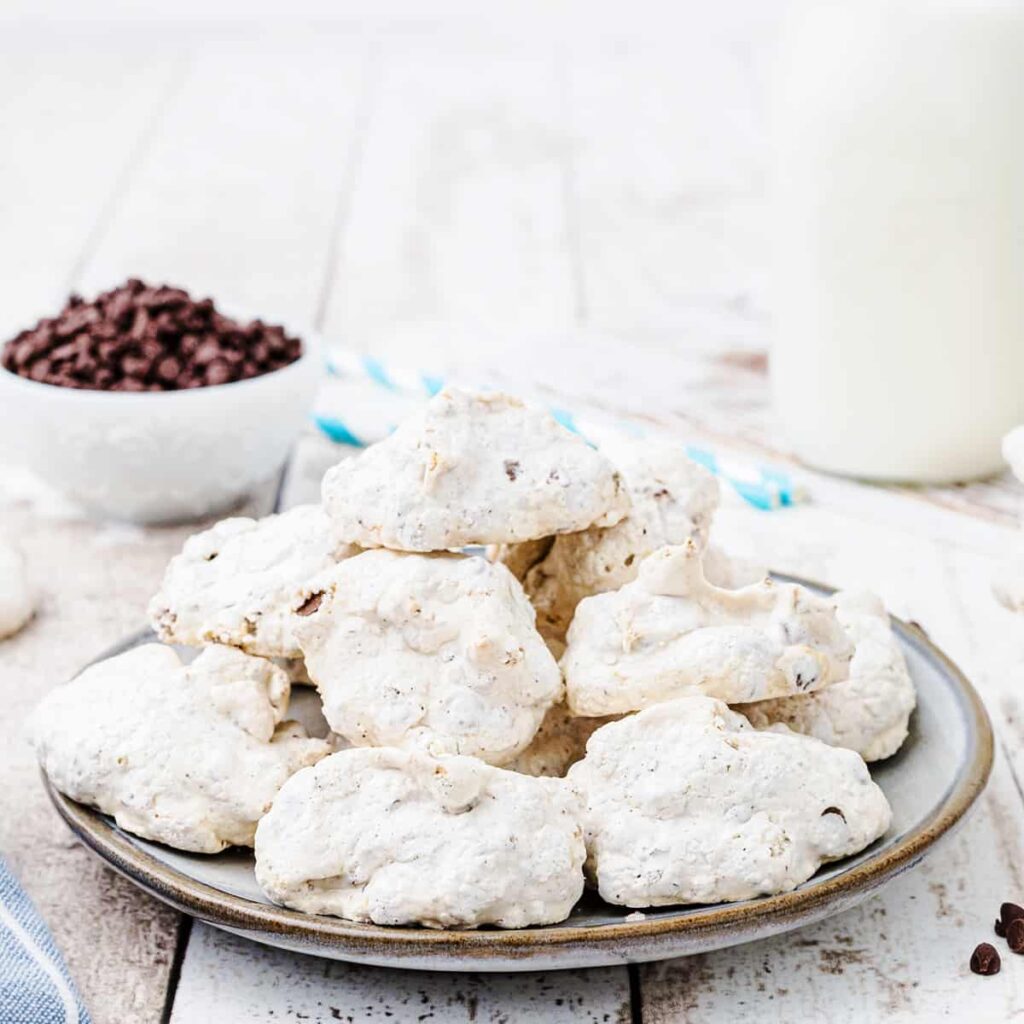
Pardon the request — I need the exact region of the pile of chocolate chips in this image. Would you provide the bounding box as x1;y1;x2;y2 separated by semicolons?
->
0;279;302;391
970;901;1024;976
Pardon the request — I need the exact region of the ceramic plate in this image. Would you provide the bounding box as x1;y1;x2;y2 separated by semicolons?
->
44;579;993;972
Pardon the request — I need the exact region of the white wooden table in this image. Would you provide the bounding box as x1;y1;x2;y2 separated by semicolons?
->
2;10;1023;1022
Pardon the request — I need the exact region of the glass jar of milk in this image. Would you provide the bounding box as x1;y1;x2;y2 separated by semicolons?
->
771;0;1024;482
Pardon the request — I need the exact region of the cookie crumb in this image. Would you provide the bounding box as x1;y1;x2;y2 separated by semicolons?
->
625;911;647;922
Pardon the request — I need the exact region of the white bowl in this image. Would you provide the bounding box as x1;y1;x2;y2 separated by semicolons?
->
0;330;322;524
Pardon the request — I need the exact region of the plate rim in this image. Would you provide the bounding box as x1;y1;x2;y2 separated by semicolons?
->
42;587;994;962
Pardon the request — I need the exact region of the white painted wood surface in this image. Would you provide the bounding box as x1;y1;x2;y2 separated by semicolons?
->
173;924;632;1023
1;10;1023;1023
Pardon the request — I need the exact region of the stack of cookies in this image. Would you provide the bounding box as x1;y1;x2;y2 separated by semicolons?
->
32;389;914;929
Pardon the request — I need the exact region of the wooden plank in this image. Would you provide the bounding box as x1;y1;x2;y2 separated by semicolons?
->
564;34;773;348
639;771;1024;1023
0;503;195;1024
0;479;284;1024
0;28;191;1024
162;37;626;1024
320;38;577;378
1;29;372;1023
171;923;632;1024
0;32;186;339
61;33;379;1022
76;35;373;327
640;499;1024;1021
164;39;636;1024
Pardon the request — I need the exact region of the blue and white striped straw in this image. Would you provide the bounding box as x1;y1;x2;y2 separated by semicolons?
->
316;349;804;511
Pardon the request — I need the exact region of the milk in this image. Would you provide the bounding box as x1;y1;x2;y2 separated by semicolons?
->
771;0;1024;482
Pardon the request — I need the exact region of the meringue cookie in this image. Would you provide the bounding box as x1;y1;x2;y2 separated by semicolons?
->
567;696;891;906
563;542;852;715
255;747;585;928
149;504;357;658
737;591;916;762
294;550;562;765
33;644;329;853
321;388;629;552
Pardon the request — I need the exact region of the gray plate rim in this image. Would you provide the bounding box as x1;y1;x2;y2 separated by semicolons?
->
42;576;994;966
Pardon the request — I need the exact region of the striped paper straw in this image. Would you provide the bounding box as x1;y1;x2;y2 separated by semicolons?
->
316;350;804;510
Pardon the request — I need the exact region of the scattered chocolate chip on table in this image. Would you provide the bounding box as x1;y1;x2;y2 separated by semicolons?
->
1007;918;1024;955
971;943;1001;976
1001;902;1024;931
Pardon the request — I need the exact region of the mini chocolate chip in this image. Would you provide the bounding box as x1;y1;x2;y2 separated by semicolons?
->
1;279;302;391
1008;918;1024;954
504;460;521;482
296;592;324;616
49;341;78;362
1001;903;1024;930
193;339;222;365
140;337;163;360
155;356;182;383
73;349;97;374
120;354;150;379
971;942;1001;975
204;360;233;386
821;806;847;823
129;308;150;341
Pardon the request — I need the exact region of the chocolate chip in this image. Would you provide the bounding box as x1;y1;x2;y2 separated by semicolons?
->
155;356;182;383
296;592;324;617
996;918;1006;938
193;339;222;365
821;806;847;823
1008;918;1024;954
1001;903;1024;931
204;360;232;386
504;460;521;481
1;279;302;392
120;354;150;379
971;942;1001;975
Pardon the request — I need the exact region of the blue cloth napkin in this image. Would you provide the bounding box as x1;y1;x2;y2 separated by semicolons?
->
0;857;90;1024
